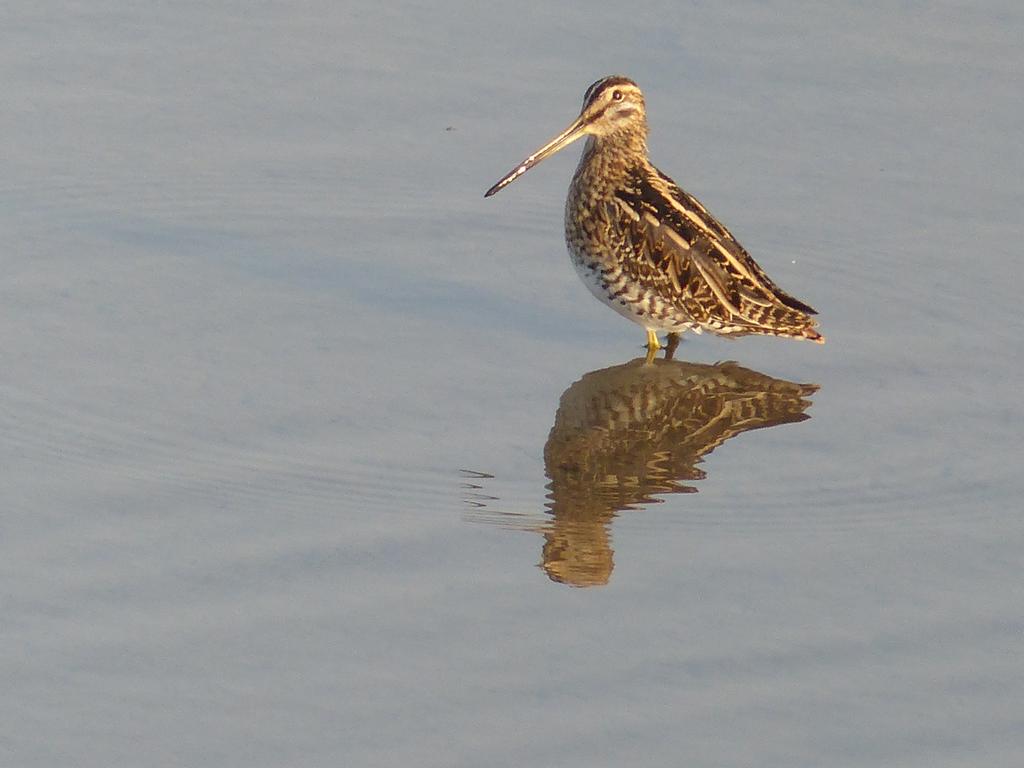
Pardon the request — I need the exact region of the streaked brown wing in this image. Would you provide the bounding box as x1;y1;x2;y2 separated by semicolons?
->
610;167;820;335
652;169;818;315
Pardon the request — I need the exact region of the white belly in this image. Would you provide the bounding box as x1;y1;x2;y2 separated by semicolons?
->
570;255;700;334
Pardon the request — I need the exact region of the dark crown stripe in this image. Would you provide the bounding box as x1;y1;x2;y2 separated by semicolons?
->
583;75;638;106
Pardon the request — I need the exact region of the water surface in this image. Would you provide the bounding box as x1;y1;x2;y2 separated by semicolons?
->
3;2;1023;766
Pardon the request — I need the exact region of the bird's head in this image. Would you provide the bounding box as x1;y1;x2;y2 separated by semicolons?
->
485;76;648;197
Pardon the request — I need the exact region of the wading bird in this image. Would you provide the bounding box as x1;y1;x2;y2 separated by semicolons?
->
485;76;824;357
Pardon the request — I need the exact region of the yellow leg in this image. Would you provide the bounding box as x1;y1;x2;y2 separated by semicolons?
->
644;329;660;364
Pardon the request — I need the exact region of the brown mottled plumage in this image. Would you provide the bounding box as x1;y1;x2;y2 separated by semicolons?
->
486;76;824;350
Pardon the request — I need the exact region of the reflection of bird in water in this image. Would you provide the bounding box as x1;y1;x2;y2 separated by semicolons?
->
539;358;816;587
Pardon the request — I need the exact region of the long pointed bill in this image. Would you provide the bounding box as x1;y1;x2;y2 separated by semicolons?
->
484;115;589;197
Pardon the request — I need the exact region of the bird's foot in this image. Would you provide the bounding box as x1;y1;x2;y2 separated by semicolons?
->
664;332;683;360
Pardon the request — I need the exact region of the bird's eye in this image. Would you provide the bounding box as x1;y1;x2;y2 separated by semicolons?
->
612;90;624;101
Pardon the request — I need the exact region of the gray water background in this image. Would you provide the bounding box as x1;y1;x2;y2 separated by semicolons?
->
3;2;1023;766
